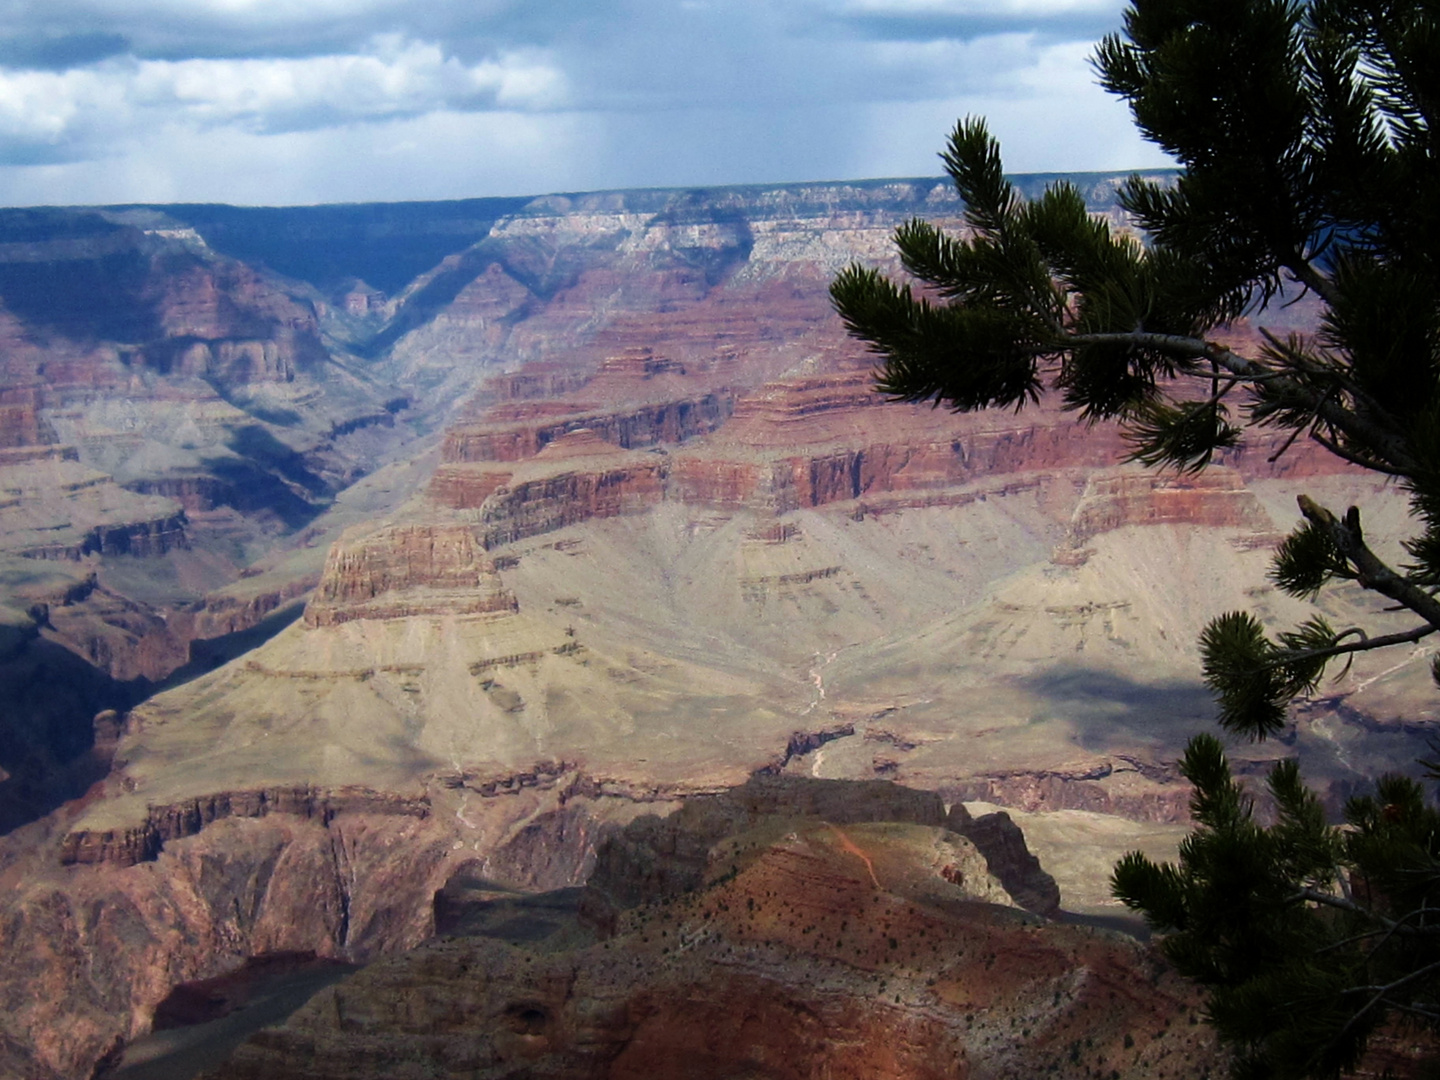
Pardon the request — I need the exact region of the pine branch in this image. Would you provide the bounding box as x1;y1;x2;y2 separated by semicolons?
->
1259;623;1436;668
1311;431;1410;477
1327;961;1440;1078
1343;958;1440;1001
1257;329;1407;444
1283;256;1341;306
1299;497;1440;630
1065;331;1415;472
1290;887;1413;932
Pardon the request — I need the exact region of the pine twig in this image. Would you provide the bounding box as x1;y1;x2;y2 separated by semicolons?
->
1299;498;1440;632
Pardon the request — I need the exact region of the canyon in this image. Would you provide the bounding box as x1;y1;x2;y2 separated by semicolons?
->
0;173;1431;1078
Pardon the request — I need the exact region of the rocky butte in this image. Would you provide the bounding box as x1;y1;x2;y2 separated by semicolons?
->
0;176;1429;1078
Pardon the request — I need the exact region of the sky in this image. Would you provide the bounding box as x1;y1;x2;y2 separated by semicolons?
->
0;0;1173;207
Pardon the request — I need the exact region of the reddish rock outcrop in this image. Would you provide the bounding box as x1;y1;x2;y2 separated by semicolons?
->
20;512;190;561
426;464;515;510
4;810;457;1079
441;392;733;464
4;762;665;1078
1066;467;1277;544
475;454;669;548
40;582;191;683
946;769;1195;824
210;798;1211;1080
469;364;592;408
586;776;1059;920
59;785;432;867
0;387;44;448
172;575;320;642
303;524;516;627
146;256;327;384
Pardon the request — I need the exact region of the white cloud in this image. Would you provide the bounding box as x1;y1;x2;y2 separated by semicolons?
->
0;38;566;158
0;109;600;206
135;41;568;126
847;35;1168;176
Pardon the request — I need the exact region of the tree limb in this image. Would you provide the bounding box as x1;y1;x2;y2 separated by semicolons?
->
1265;624;1437;668
1064;331;1415;471
1283;257;1341;308
1299;498;1440;631
1329;958;1440;1062
1311;432;1410;477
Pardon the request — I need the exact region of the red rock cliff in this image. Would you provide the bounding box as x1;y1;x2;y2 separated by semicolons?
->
304;524;517;627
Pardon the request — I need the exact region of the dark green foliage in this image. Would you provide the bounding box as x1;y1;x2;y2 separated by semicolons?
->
1114;736;1440;1079
835;0;1440;747
1270;519;1350;600
1200;612;1338;739
833;0;1440;484
832;0;1440;1075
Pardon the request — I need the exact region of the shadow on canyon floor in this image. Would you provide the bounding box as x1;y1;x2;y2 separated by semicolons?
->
99;957;358;1080
0;636;141;834
152;601;307;695
0;600;307;836
1018;664;1440;811
98;888;592;1080
1014;666;1218;760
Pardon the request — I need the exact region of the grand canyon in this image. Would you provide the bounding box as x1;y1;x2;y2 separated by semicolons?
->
0;175;1429;1079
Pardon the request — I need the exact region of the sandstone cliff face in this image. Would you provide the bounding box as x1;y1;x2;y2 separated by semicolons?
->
0;209;431;745
947;803;1063;918
1;810;454;1078
442;392;734;464
57;785;431;867
303;525;516;627
475;456;669;548
147;254;326;386
1066;467;1278;545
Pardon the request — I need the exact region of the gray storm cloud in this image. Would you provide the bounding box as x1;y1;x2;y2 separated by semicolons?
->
0;0;1166;205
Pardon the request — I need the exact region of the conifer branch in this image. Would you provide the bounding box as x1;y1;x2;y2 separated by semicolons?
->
1261;623;1436;667
841;5;1440;1069
1298;497;1440;630
1066;331;1415;471
1293;888;1440;936
1283;257;1341;307
1310;432;1410;477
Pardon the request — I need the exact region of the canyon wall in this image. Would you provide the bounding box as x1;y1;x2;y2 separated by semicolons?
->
0;174;1427;1079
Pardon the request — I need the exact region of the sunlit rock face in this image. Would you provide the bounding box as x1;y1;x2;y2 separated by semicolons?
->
0;174;1424;1079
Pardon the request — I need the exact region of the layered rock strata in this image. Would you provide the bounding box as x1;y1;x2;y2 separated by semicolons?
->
2;175;1425;1080
303;524;516;627
58;785;431;867
583;775;1060;919
3;764;679;1078
210;782;1210;1080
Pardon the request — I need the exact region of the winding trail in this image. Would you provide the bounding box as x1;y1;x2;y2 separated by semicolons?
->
455;791;481;831
827;823;881;890
800;648;839;716
1346;645;1429;696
